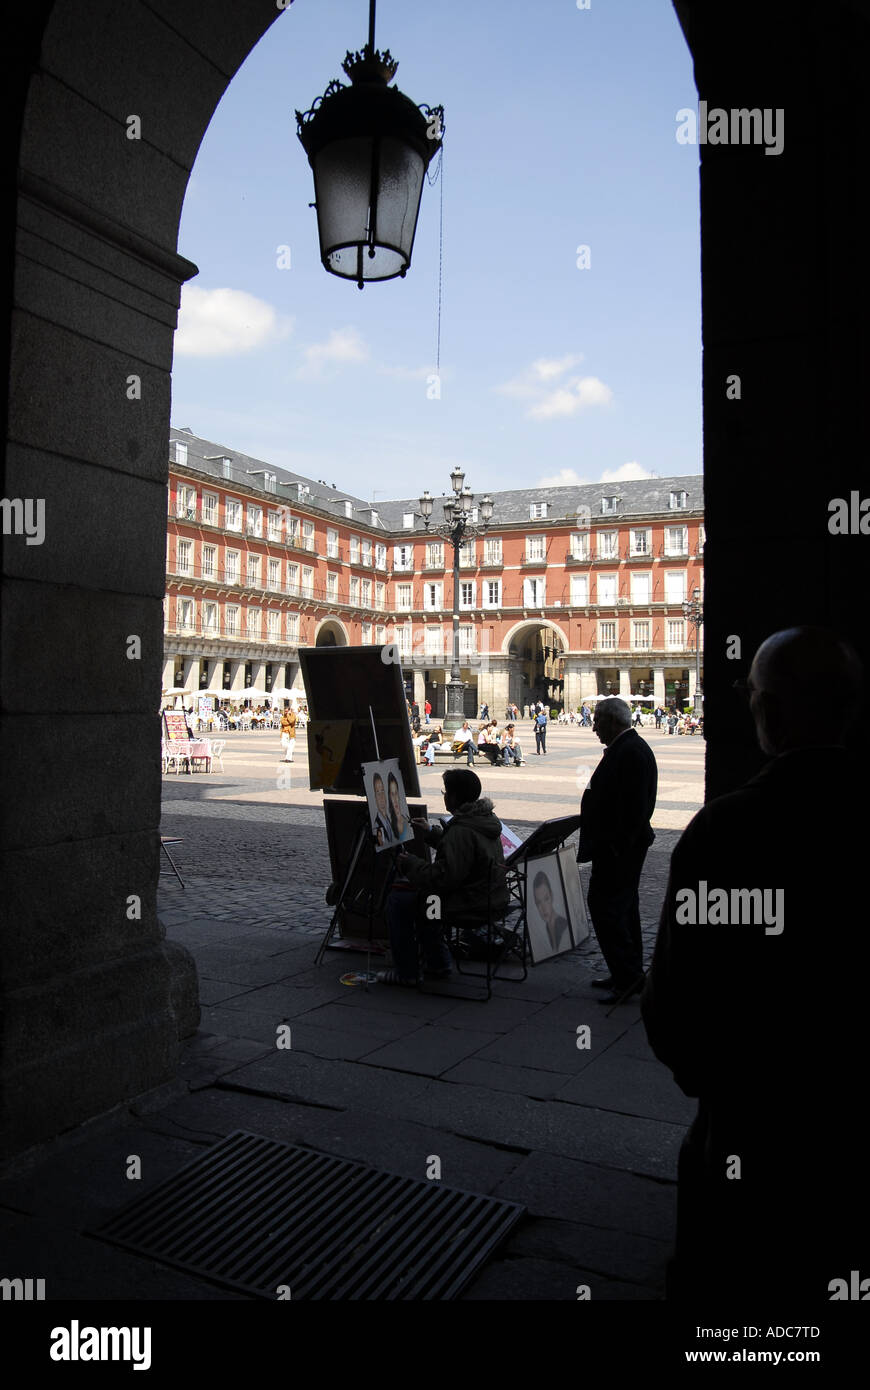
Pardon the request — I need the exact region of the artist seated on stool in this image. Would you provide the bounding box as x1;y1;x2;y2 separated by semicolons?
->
377;768;510;987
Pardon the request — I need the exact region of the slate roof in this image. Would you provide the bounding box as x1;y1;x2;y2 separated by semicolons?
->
170;427;703;532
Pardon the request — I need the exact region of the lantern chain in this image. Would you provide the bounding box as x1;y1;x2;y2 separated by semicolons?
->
428;146;444;373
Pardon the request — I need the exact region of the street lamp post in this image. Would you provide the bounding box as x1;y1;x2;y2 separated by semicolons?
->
418;472;493;730
682;585;704;716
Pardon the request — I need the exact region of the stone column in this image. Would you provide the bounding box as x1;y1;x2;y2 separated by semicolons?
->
182;656;201;694
229;659;248;692
653;668;666;706
412;669;426;709
249;659;267;691
618;667;631;697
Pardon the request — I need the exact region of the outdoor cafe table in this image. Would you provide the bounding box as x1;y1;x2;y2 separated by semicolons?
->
162;738;212;773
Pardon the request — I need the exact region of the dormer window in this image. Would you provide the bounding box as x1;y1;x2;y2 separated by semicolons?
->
669;490;688;509
601;496;619;514
529;502;548;519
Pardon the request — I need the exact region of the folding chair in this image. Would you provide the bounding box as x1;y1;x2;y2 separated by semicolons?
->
160;836;185;887
210;739;226;772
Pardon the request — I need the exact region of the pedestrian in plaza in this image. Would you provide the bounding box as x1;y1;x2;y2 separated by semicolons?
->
479;701;489;721
280;704;297;762
641;626;867;1302
577;696;657;1005
451;719;475;766
534;707;548;754
633;708;643;727
377;768;509;986
424;698;432;725
667;710;678;735
654;706;662;729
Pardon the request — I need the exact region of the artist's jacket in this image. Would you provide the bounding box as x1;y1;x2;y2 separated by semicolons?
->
402;797;509;922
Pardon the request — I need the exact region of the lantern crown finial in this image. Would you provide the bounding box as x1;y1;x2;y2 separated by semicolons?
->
342;47;398;85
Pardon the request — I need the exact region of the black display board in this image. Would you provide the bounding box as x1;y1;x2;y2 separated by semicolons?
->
299;646;421;798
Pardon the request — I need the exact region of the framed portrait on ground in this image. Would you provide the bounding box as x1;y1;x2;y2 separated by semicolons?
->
362;759;414;852
557;845;590;946
525;852;574;963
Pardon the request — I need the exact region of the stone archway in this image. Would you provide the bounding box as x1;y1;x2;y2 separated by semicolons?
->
314;618;349;647
2;0;290;1157
501;619;570;711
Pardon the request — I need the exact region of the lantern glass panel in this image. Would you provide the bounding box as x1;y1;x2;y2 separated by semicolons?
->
313;136;425;281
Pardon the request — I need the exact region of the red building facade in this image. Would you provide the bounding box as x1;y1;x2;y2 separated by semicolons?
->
164;430;704;716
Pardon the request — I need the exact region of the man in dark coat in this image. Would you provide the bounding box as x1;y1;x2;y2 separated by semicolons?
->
378;768;508;985
577;697;658;1003
642;626;868;1302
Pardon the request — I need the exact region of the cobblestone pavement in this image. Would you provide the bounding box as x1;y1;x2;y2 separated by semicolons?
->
159;724;697;974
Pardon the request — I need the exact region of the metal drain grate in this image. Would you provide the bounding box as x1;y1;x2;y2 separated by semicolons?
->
92;1130;524;1299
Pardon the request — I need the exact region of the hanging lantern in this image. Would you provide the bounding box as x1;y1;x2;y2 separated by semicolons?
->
295;2;444;289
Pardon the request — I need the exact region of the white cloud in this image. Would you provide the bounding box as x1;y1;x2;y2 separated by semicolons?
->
174;287;292;357
600;461;654;481
496;356;612;420
298;326;370;377
537;461;656;487
528;376;613;421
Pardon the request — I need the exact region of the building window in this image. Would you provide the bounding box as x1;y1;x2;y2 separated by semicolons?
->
402;512;415;529
697;524;706;552
630;571;651;604
483;537;502;565
267;610;281;642
665;570;687;604
597;574;618;606
393;543;413;571
483;579;501;607
375;542;387;570
376;624;387;643
202;491;218;525
173;441;188;466
459;625;475;657
203;601;218;635
344;500;354;518
362;621;373;643
600;496;619;514
523;576;546;607
349;535;360;563
359;538;371;566
246;554;261;588
360;578;372;608
375;581;385;610
246;608;261;640
267;510;282;542
286;612;299;644
268;558;281;591
529;502;548;519
287;563;299;596
424;627;443;661
667;619;686;650
225;604;240;636
326;571;338;601
302;567;314;599
664;525;688;556
426;541;444;568
285;514;299;546
525;535;545;562
202;544;217;579
424;581;443;611
178;597;194;630
302;519;315;552
225;549;240;585
246;505;263;538
349;575;360;606
630;528;651;555
597;530;618;559
225;498;242;532
570;575;589;605
599;620;616;651
326;528;339;559
396;582;413;611
221;457;233;479
396;624;412;659
459;581;475;610
632;620;651;650
176;539;192;575
459;538;476;568
570;531;590;560
669;490;688;510
176;485;197;519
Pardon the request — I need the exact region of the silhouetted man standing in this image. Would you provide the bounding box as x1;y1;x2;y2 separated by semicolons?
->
577;697;657;1004
642;627;868;1302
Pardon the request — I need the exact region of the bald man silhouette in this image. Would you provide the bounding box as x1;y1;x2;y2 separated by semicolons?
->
642;627;867;1303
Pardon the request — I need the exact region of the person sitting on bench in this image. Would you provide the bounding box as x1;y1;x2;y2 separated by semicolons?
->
377;768;510;986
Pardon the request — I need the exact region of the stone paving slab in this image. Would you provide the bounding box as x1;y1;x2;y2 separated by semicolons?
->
461;1255;660;1301
441;1057;575;1100
493;1151;677;1242
502;1215;672;1288
357;1024;504;1077
556;1054;698;1126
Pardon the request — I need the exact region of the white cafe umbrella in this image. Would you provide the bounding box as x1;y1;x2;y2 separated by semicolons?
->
162;686;191;697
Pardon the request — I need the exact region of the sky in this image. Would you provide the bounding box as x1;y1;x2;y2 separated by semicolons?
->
172;0;701;504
